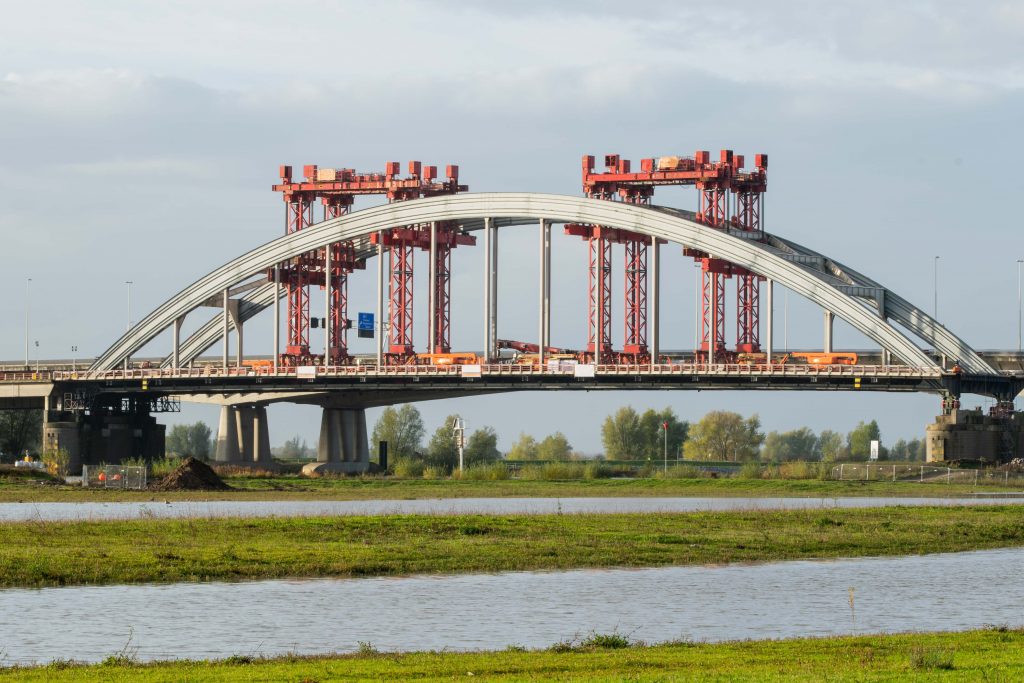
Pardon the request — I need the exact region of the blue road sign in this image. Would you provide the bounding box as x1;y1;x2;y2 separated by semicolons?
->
358;312;374;338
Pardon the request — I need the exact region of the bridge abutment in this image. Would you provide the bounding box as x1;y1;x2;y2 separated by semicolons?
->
926;406;1024;464
302;407;370;475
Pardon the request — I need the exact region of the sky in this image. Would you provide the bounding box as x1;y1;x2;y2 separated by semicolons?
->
1;1;1022;453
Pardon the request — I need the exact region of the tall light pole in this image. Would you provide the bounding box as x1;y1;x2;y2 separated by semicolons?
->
71;345;78;373
1017;259;1023;353
24;278;32;369
933;256;940;320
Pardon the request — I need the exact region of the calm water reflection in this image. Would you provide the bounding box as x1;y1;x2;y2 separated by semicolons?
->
2;547;1023;665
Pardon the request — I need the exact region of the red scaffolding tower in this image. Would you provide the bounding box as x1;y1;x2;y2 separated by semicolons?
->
272;162;469;366
571;150;767;362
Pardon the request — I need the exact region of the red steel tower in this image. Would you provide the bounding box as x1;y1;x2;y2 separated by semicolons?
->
566;155;657;362
272;162;469;366
571;150;766;362
730;154;768;353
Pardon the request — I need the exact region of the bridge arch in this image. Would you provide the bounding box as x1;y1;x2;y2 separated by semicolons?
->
91;193;991;374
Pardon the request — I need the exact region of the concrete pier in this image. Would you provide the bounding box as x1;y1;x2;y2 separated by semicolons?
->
215;403;274;467
303;407;371;475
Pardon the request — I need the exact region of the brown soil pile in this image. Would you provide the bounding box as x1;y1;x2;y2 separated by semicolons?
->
150;457;231;491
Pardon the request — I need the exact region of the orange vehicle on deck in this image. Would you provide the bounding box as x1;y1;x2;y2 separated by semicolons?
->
416;352;481;366
789;352;858;366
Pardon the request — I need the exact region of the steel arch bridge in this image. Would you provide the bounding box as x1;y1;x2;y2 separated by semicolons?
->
82;192;1019;402
4;190;1018;471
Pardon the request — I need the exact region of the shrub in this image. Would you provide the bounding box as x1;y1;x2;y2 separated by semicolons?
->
737;462;764;479
908;646;955;670
422;465;450;479
655;464;712;479
777;461;827;480
580;632;633;649
391;458;425;478
518;462;585;480
583;462;613;479
41;447;71;477
458;462;510;480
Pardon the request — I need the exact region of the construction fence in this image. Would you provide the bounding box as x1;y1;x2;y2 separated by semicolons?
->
831;463;1023;486
81;465;147;490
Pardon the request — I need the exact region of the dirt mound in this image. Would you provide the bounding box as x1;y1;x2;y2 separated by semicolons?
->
150;457;231;491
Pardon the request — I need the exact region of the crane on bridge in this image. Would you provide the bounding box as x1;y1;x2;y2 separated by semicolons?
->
272;162;472;366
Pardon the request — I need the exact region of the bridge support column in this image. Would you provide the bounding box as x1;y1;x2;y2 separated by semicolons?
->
303;407;371;475
234;405;255;462
823;310;834;353
252;405;273;466
215;405;240;462
765;279;774;363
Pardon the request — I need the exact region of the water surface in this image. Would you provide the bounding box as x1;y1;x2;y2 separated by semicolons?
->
2;495;1022;521
2;548;1023;665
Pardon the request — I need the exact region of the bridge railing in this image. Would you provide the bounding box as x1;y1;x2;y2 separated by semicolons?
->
13;362;947;383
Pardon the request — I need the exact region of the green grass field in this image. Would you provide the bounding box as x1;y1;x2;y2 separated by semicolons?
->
3;505;1024;588
0;474;1014;503
2;628;1021;681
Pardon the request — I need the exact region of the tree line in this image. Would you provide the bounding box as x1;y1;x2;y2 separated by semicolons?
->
371;405;926;466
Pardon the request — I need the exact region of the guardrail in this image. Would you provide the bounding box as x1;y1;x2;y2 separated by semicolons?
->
0;363;948;384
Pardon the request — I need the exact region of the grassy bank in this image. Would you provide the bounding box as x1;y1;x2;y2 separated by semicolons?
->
2;628;1022;681
0;475;1014;503
2;505;1024;588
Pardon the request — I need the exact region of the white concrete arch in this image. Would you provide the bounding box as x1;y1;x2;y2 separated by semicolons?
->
96;192;981;373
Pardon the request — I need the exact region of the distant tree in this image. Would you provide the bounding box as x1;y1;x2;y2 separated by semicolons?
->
425;414;461;469
891;438;909;460
683;411;764;462
506;433;539;460
847;420;881;461
277;435;311;460
761;427;819;462
907;437;925;461
536;432;573;460
464;426;501;465
166;421;213;459
638;408;689;460
371;405;425;460
187;422;213;458
601;407;643;459
817;429;845;462
0;409;42;459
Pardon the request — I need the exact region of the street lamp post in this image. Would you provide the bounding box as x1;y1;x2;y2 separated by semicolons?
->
933;256;940;320
71;345;78;373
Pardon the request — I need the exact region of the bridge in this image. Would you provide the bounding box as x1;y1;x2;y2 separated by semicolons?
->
4;172;1023;471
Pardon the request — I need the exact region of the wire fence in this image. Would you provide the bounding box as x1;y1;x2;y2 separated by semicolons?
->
831;463;1024;486
81;465;147;490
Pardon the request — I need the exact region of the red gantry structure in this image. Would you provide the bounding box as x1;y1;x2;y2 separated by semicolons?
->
272;162;470;366
571;151;767;362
